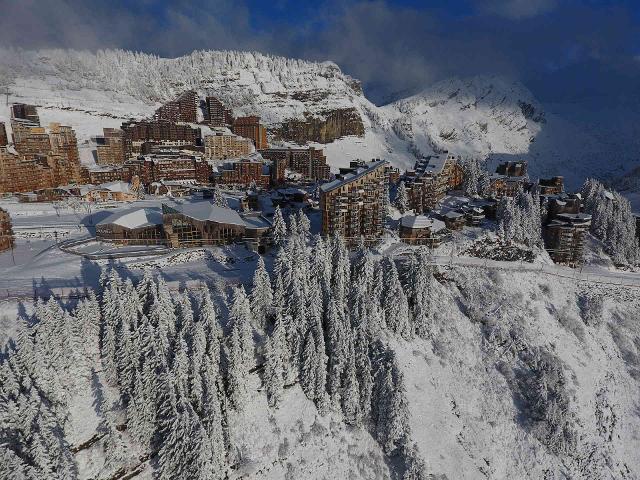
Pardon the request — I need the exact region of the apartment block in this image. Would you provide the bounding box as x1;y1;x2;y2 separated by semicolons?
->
153;90;198;123
403;153;462;213
122;120;201;156
0;147;54;194
259;147;330;182
232;116;268;150
96;128;126;165
204;132;253;160
319;159;388;242
205;96;234;126
542;194;591;266
11;103;40;125
217;158;271;189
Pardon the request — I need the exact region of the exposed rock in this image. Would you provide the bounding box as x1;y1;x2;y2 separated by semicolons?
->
273;107;365;144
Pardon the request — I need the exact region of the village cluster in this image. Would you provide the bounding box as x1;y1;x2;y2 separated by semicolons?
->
1;90;639;266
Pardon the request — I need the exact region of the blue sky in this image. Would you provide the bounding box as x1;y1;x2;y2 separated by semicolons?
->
1;0;639;105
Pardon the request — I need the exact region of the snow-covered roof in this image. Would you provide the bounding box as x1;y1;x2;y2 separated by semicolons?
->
400;215;446;231
94;181;131;193
445;211;465;219
242;213;272;230
98;207;163;229
320;159;387;193
163;200;245;225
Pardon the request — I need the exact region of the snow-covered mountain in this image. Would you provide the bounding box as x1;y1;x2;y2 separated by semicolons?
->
1;48;638;187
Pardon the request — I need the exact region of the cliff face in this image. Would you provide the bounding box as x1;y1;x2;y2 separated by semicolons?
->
273;107;365;144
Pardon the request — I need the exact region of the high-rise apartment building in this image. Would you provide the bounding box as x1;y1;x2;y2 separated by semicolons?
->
153;90;198;123
259;147;331;182
96;128;126;165
204;132;253;160
232;116;268;150
205;96;233;126
319;159;388;243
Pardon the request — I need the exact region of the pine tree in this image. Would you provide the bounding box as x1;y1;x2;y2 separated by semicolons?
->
395;181;410;213
326;299;347;407
263;311;287;407
354;326;373;420
212;185;228;208
462;158;480;197
272;205;287;248
300;329;318;400
382;258;411;339
225;287;254;411
341;335;361;425
250;257;273;330
296;209;311;238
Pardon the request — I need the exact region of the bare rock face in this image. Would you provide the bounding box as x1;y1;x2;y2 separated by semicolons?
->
273;107;365;144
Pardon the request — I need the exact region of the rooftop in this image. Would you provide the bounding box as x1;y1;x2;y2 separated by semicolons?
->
400;215;446;231
163;200;245;226
97;207;163;229
320;159;387;193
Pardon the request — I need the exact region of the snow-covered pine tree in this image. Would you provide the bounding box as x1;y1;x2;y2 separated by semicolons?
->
250;256;273;330
354;325;373;420
263;311;287;407
395;181;410;213
296;209;311;238
212;185;229;208
407;249;434;338
462;158;480;197
272;205;287;248
326;298;347;407
300;328;318;400
224;286;254;411
341;334;361;425
381;258;411;339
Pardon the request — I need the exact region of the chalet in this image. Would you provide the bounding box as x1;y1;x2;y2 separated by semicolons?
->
399;215;447;247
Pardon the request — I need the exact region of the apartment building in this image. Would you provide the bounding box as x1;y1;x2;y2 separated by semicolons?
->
319;159;388;243
403;153;462;213
205;96;234;126
204;132;253;160
217;158;271;189
537;176;564;195
122;120;201;156
232;116;268;150
153;90;198;123
96;128;126;165
542;194;591;266
11;103;40;125
0;147;54;194
11;121;51;159
259;147;331;182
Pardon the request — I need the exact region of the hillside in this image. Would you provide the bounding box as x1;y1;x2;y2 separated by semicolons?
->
2;48;639;185
1;245;639;479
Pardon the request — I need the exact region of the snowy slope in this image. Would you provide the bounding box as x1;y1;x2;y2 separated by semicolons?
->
382;76;640;189
394;266;640;479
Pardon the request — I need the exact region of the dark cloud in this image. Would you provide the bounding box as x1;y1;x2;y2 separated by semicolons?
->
0;0;638;106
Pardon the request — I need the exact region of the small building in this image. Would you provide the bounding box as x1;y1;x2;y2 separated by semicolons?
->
538;176;564;195
271;187;309;207
443;211;466;231
85;181;138;202
544;213;592;266
96;208;165;245
399;215;446;247
461;206;486;226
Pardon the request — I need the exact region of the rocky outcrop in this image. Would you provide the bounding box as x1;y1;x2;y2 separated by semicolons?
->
273;107;365;144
